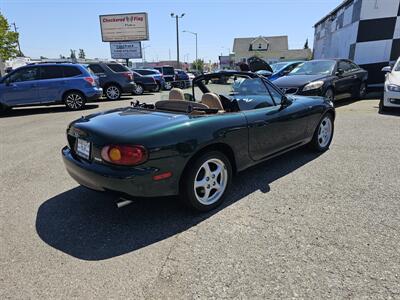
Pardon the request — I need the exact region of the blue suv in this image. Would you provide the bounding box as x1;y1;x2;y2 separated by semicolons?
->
0;63;102;112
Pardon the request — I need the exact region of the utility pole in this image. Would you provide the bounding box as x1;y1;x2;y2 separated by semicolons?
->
11;22;22;56
170;13;185;68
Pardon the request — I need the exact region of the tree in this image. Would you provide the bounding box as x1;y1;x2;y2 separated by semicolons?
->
0;13;20;61
59;54;66;59
70;49;76;59
304;39;309;49
78;49;86;59
191;59;204;71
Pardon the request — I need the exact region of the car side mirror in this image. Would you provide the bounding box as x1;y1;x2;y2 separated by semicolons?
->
281;95;291;108
381;66;392;73
184;93;194;102
282;69;290;76
336;68;344;76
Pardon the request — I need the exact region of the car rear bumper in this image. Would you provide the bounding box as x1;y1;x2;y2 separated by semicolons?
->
86;87;103;101
62;146;178;198
121;82;137;93
383;90;400;107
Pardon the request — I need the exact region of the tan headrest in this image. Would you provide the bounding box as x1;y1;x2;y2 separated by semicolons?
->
169;88;185;100
201;93;224;110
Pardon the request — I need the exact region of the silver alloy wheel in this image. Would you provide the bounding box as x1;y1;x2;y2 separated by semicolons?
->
324;89;334;101
359;82;367;98
65;93;83;109
317;116;333;148
164;82;172;90
134;84;144;94
106;86;120;100
194;158;228;205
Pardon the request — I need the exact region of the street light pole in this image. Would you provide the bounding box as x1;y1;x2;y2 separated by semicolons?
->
183;30;198;70
171;13;185;69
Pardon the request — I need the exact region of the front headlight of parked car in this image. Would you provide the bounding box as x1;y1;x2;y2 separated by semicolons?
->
302;80;324;91
386;84;400;92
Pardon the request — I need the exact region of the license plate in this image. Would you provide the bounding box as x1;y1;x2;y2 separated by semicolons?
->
76;138;91;160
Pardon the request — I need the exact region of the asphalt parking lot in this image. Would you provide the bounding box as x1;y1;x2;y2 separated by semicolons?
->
1;91;399;298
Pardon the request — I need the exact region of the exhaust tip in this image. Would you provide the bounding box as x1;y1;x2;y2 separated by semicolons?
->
116;197;133;208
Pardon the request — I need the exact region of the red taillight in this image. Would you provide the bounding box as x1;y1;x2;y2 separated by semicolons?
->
84;77;96;86
122;72;133;81
101;145;148;166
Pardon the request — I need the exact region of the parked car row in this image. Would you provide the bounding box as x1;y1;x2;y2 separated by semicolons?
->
0;61;197;112
237;57;369;103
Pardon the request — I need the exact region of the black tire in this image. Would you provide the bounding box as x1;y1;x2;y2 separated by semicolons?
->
63;91;86;110
309;113;334;152
181;151;232;212
177;81;185;89
152;83;161;92
132;84;144;95
356;81;367;99
104;84;121;100
379;97;388;113
0;103;11;114
323;88;335;102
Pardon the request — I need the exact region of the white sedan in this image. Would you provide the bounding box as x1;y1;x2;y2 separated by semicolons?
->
380;57;400;112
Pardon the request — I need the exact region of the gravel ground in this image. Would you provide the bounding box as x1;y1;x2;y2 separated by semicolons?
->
1;92;399;299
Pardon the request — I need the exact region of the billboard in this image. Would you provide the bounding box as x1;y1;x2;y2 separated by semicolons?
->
110;41;142;59
99;12;149;42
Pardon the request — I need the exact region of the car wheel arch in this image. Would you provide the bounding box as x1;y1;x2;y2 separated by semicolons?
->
104;82;122;91
179;143;237;190
62;89;86;103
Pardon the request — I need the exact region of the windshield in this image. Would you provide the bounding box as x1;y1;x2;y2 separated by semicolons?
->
290;61;335;75
395;58;400;71
270;62;288;72
162;67;175;75
199;75;280;110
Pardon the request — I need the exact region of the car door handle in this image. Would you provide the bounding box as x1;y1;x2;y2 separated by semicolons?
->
251;120;269;127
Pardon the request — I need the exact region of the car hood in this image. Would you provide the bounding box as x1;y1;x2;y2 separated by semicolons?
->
387;72;400;85
273;74;328;87
247;56;273;73
70;108;191;142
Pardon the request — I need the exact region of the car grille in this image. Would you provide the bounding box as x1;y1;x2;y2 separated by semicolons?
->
280;87;298;94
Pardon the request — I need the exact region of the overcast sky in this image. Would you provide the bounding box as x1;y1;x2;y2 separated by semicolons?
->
1;0;341;62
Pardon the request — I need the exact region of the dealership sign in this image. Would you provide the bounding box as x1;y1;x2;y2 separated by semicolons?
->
99;12;149;42
110;41;142;59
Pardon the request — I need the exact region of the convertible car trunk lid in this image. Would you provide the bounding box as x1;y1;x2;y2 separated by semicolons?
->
70;108;190;141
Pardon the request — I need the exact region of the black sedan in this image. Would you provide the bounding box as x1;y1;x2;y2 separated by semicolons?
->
131;71;158;95
62;71;335;212
272;59;368;101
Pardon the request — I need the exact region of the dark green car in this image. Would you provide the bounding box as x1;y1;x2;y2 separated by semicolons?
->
62;71;335;211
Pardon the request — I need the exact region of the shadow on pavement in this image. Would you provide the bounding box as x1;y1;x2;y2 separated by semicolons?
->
36;147;322;261
334;91;381;108
0;104;99;118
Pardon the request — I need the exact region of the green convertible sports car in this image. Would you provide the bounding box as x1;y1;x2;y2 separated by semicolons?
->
62;71;335;211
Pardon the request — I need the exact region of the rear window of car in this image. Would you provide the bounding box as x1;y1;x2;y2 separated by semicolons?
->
40;66;64;79
88;64;104;73
62;66;82;77
162;67;175;75
135;69;156;75
107;63;129;73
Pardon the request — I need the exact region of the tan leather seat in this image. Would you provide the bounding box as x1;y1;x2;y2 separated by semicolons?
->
169;88;185;100
200;93;224;112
